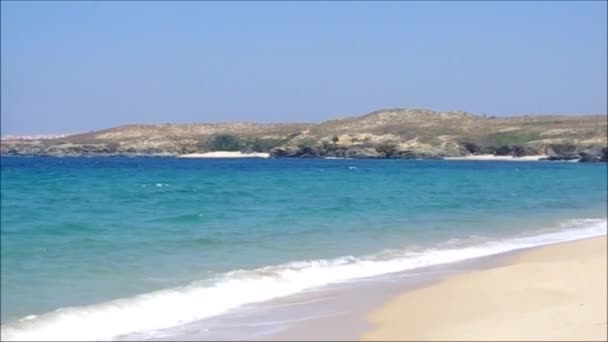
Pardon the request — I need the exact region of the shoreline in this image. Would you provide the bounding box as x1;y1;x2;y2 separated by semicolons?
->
176;151;270;158
443;154;549;161
2;218;606;341
363;236;608;341
2;154;607;163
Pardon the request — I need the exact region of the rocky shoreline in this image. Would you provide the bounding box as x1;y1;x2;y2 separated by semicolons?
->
268;144;607;162
2;148;606;162
2;109;606;162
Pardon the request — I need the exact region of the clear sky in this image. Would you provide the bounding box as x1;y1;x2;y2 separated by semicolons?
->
1;1;606;135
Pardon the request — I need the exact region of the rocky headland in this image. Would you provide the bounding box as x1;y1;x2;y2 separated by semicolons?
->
2;108;606;162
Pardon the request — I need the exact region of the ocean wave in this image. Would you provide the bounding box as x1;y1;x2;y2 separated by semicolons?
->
1;218;606;341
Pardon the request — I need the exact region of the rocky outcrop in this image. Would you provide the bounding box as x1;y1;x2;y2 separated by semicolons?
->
541;146;608;163
2;108;606;161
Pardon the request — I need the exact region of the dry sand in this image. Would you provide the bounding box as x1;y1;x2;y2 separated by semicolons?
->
363;236;608;341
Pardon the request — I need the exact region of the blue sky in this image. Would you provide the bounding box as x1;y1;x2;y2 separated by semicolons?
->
1;1;606;135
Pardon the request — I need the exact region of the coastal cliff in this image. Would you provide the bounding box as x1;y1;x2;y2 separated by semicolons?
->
2;108;607;161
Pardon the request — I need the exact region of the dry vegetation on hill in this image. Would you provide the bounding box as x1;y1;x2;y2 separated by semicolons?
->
2;108;606;161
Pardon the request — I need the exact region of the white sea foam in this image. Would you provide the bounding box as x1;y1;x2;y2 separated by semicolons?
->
1;218;606;341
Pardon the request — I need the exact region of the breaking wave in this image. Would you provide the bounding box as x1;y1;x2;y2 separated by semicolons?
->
2;218;605;341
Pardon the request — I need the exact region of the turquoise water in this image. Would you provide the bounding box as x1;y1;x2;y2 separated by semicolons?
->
1;157;606;340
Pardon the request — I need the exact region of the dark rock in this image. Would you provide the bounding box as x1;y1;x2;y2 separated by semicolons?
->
463;142;482;154
510;145;540;157
270;148;289;158
578;152;600;162
375;143;399;158
495;146;512;156
545;144;578;156
511;145;526;157
480;146;497;154
577;148;608;163
541;154;580;161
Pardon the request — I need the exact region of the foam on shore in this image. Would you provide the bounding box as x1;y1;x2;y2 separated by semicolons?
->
1;218;605;341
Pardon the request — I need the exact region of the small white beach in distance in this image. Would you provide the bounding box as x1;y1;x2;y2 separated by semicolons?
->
177;151;270;159
444;154;548;161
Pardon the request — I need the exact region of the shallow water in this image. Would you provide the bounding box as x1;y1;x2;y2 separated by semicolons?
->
1;157;606;340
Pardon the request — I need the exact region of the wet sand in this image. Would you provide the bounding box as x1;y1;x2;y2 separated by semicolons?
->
129;236;606;341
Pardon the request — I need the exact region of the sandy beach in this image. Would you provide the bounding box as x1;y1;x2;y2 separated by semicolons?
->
176;151;270;158
363;236;608;341
444;154;549;161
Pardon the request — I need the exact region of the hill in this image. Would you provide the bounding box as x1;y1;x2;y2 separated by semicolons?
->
1;108;606;161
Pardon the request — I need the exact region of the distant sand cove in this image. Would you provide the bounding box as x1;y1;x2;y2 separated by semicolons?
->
444;154;548;161
177;151;270;158
2;1;607;341
2;109;606;162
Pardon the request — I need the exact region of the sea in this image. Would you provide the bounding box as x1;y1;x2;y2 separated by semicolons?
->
1;157;606;340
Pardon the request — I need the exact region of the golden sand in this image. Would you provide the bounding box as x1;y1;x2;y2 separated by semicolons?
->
364;236;608;341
